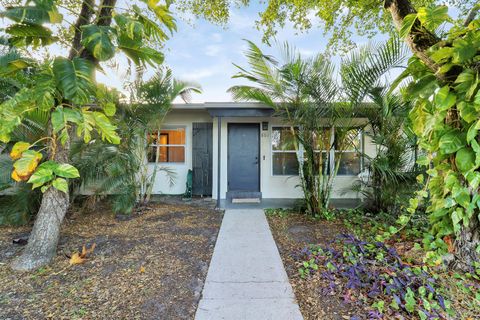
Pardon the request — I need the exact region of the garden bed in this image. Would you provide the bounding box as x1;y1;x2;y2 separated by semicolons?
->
0;200;223;319
267;209;480;320
267;210;364;319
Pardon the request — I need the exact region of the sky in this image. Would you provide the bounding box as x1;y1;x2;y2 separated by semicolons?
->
161;4;332;102
96;2;389;103
0;1;391;103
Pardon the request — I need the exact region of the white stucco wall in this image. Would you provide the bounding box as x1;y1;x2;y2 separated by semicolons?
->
150;109;212;195
153;107;377;200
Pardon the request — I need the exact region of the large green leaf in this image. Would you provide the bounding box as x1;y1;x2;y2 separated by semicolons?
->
74;109;120;144
52;177;68;193
399;13;417;38
27;167;54;189
31;68;56;111
435;85;456;111
51;106;83;145
408;74;438;98
453;189;470;209
117;34;164;66
417;6;450;30
6;24;57;47
452;38;477;64
76;108;96;143
466;171;480;189
92;111;121;144
430;47;453;64
54;163;79;178
139;1;176;34
458;101;478;123
114;14;144;42
438;130;466;154
131;8;169;42
0;51;33;76
81;25;115;61
0;88;33;142
1;7;53;25
0;0;62;25
454;69;476;95
52;57;95;104
455;147;476;173
466;119;480;142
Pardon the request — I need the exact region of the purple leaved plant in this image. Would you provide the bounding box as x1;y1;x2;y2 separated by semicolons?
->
294;234;448;319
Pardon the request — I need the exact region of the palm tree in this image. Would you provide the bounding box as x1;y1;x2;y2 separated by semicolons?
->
71;67;201;214
229;38;409;216
229;41;348;216
1;66;200;221
340;39;418;214
352;92;418;214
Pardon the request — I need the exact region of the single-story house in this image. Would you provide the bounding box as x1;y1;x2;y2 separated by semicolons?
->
149;102;376;207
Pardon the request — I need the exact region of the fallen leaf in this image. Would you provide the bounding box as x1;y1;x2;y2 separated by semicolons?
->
139;266;145;273
444;235;454;253
69;252;86;265
69;243;96;265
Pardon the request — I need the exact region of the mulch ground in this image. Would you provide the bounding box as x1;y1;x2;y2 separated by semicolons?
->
267;213;366;320
0;200;223;320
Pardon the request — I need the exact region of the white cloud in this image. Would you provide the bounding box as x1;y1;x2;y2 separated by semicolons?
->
298;48;315;57
179;64;226;81
211;33;223;42
204;44;222;57
228;11;256;32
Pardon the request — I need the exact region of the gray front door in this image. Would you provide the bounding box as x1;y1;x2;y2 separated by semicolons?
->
192;122;213;196
228;123;260;191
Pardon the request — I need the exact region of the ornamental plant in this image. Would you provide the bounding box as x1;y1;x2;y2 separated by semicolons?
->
0;0;175;271
386;5;480;271
296;234;453;319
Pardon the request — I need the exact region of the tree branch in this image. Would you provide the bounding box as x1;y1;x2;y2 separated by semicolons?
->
384;0;441;79
79;0;118;63
463;2;480;27
68;0;95;60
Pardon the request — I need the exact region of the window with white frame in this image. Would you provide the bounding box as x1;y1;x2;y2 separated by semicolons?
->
334;128;362;175
271;127;299;175
271;126;362;176
148;127;186;163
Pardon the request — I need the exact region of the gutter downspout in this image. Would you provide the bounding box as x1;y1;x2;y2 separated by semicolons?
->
216;116;222;208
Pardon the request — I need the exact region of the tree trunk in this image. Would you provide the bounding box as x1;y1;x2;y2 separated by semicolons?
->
450;216;480;271
10;186;69;271
10;0;117;271
11;137;70;271
384;0;480;271
384;0;440;76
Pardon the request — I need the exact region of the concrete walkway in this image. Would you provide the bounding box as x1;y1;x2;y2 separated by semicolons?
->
195;209;303;320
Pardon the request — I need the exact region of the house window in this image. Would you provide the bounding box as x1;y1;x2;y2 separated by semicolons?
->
271;126;363;177
148;127;186;163
335;128;362;175
271;127;299;175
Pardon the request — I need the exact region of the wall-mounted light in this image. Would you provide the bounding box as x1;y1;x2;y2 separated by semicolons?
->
262;122;269;131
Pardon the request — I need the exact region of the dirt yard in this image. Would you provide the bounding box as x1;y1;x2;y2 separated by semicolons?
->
0;200;223;319
267;212;365;320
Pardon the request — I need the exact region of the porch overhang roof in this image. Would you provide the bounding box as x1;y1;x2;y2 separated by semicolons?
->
206;107;274;117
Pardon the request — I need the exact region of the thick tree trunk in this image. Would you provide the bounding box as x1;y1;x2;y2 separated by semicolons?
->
384;0;480;271
10;0;117;271
10;186;69;271
11;137;70;271
449;217;480;271
384;0;440;75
